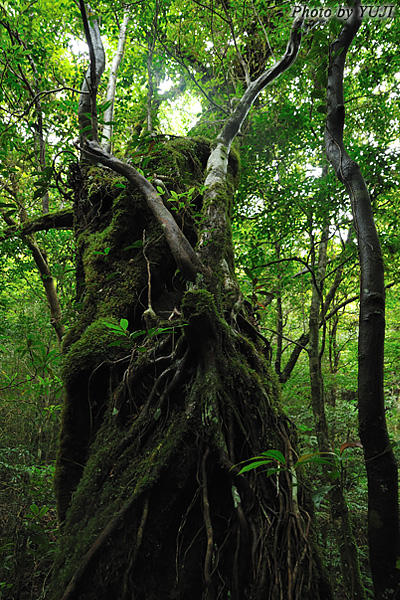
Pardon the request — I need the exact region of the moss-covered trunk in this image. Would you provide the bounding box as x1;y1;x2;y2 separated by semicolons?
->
48;138;331;600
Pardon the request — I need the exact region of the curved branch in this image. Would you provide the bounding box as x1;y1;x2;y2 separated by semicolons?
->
198;18;306;272
82;140;205;281
1;210;65;343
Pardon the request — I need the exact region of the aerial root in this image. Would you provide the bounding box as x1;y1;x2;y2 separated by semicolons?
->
59;491;149;600
122;496;149;598
201;446;216;600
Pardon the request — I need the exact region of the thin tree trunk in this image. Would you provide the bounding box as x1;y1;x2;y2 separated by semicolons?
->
78;0;105;145
0;209;64;344
274;243;283;376
308;222;330;452
146;34;156;134
102;10;130;153
308;220;365;599
325;4;399;597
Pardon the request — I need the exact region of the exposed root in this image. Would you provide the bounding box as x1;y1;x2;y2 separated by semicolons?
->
56;292;329;600
201;447;215;600
60;492;149;600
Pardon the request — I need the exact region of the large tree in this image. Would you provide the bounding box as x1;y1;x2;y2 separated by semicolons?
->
45;2;334;599
1;0;399;598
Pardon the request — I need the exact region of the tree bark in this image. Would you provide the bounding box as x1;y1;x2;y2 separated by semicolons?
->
49;139;332;600
78;1;105;145
47;10;334;600
102;10;130;153
325;4;400;598
308;220;365;599
0;208;72;241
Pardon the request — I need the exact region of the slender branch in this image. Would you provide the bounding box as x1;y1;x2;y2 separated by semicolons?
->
78;1;105;144
191;0;229;24
198;18;306;275
256;256;321;295
1;21;51;212
0;209;73;242
146;34;156;133
157;36;230;116
102;9;130;152
261;326;308;350
2;87;88;120
0;209;65;343
220;0;250;86
251;0;275;61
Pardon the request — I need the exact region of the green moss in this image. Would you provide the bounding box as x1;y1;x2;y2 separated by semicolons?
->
182;288;218;317
50;407;191;597
50;137;309;599
62;318;131;382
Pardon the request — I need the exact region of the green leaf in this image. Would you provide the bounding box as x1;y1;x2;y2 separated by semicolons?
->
294;452;338;468
238;460;269;474
123;241;143;250
119;318;129;331
103;321;124;331
311;485;334;509
266;467;282;477
260;449;286;465
129;329;146;340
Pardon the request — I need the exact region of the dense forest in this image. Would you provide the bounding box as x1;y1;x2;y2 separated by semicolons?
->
1;0;399;598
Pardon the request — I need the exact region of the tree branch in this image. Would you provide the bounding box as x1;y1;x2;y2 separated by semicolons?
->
0;209;73;242
102;9;130;152
78;1;105;144
198;18;306;277
81;140;205;281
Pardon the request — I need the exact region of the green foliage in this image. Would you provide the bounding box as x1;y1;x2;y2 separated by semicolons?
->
102;317;184;348
0;0;399;597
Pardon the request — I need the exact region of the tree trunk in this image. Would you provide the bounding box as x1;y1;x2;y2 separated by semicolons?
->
102;10;130;153
308;221;365;599
48;138;332;600
325;4;400;598
47;7;334;599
